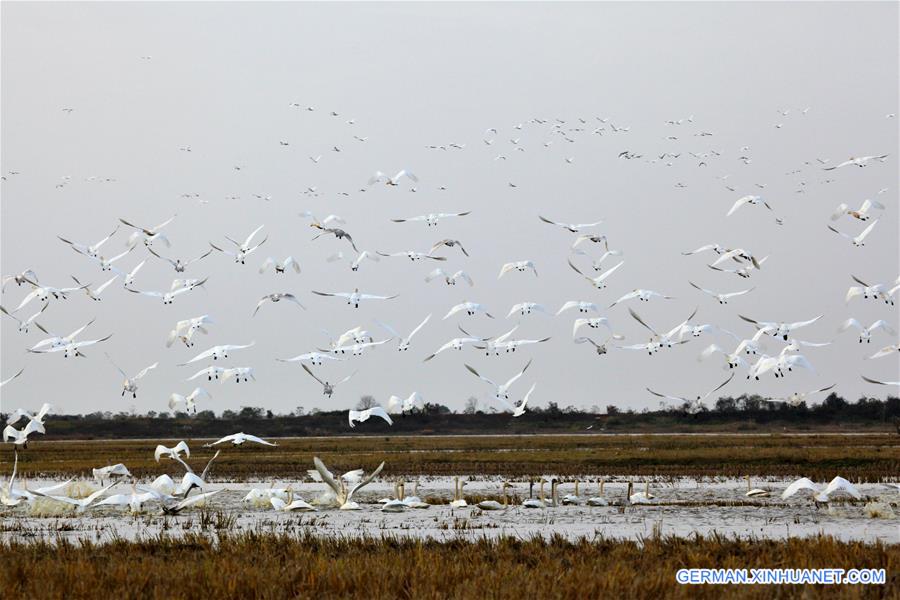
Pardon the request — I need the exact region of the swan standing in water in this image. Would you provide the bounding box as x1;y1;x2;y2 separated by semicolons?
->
522;479;546;508
450;477;468;508
745;476;771;497
629;481;655;504
586;480;609;506
561;480;583;505
477;481;509;510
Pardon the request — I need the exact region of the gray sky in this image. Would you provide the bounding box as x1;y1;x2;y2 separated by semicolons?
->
2;1;898;416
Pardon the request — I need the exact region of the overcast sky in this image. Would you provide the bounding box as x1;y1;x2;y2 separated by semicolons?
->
2;2;898;417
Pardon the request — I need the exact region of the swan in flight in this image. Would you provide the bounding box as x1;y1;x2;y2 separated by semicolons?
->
319;338;391;356
387;392;424;414
301;364;355;397
128;277;207;304
179;342;255;365
708;256;768;278
311;288;398;309
823;155;889;169
323;326;373;348
147;247;213;273
29;333;113;358
727;194;774;217
747;353;814;380
425;268;473;286
70;275;118;301
310;225;358;252
494;382;535;417
205;432;276;447
865;344;899;360
29;318;95;352
423;331;489;362
647;373;734;413
481;336;551;355
3;419;43;448
348;406;394;428
698;343;749;370
13;279;87;311
57;225;118;258
538;215;603;233
222;367;255;383
209;238;267;264
277;352;345;366
689;282;754;304
313;456;384;510
861;375;900;386
708;249;761;270
187;366;226;382
120;259;146;288
831;199;885;222
392;211;471;227
846;275;897;305
827;220;878;247
299;211;345;228
30;483;117;513
92;463;132;484
499;260;538;278
444;301;494;319
166;315;213;348
574;334;624;356
106;355;158;398
369;169;418;186
0;302;47;333
507;302;548;317
572;234;609;249
763;384;836;407
95;484;162;514
739;315;822;341
838;318;895;343
375;314;431;351
253;293;305;316
168;387;210;413
326;250;380;271
154;441;190;462
2;268;39;292
259;256;300;274
572;317;615;337
119;215;175;248
0;368;24;388
630;307;697;349
557;301;600;315
571;248;623;272
609;289;674;308
464;359;532;400
567;259;623;289
378;250;447;262
682;243;729;257
430;239;469;256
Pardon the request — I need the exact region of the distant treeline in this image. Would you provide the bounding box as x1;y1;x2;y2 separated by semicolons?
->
9;393;899;439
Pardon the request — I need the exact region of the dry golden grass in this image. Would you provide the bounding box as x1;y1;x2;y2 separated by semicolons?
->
10;433;899;481
0;533;896;599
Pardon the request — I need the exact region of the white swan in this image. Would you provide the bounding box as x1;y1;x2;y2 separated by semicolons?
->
507;302;548;317
387;392;424;414
689;282;754;304
477;482;509;510
609;289;674;308
464;360;532;401
118;214;175;248
312;288;398;309
647;373;734;413
567;259;624;289
498;260;538;278
348;407;394;428
92;464;132;485
450;477;468;507
425;268;473;286
154;441;190;463
205;433;276;447
369;169;418;186
313;456;384;510
168;387;211;413
738;315;822;341
375;314;431;351
745;476;771;497
148;247;213;273
827;220;878;247
726;194;774;217
538;215;603;233
764;384;836;407
259;255;301;275
5;403;51;433
277;352;345;366
557;301;600;315
831;199;885;222
838;318;895;343
2;420;43;448
106;355;157;398
128;277;207;305
823;155;889;169
253;293;305;316
301;364;355;397
444;301;494;319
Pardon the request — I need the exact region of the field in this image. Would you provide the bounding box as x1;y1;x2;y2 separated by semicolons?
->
1;533;896;599
11;433;900;481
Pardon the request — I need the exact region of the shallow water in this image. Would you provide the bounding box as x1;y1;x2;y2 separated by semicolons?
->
2;477;897;544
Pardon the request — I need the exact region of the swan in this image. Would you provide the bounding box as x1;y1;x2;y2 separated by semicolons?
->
709;248;762;270
861;375;900;386
575;335;624;356
375;314;431;351
209;236;268;264
609;289;674;308
570;248;623;272
0;302;48;333
118;214;175;248
726;194;774;217
464;360;532;401
846;275;896;304
567;259;624;289
838;318;895;343
425;268;473;286
423;332;489;361
398;481;430;508
301;364;355;397
444;301;494;319
311;288;398;309
492;382;535;417
168;387;210;413
586;480;609;506
327;250;380;272
707;255;768;278
818;476;862;501
4;403;50;433
106;355;157;398
166;315;213;348
507;302;548;317
522;479;547;508
450;477;468;507
178;342;255;366
647;373;734;412
391;211;470;227
319;338;391;357
745;476;771;497
70;274;119;301
430;239;469;256
378;250;447;262
205;433;276;447
161;489;224;515
95;484;161;513
572;234;609;249
29;483;117;513
748;353;814;380
682;244;728;257
781;477;822;500
822;155;889;169
557;301;600;315
118;259;146;288
2;420;43;448
0;368;24;388
488;337;551;355
689;282;754;304
259;255;301;275
299;211;345;228
277;352;345;366
271;490;317;512
538;215;603;233
313;456;384;510
127;277;207;304
253;293;305;316
477;482;509;510
629;307;697;350
348;406;394;428
13;279;88;311
242;486;290;505
827;220;878;247
629;481;655;504
831;199;885;222
369;169;418;186
187;366;226;382
387;392;424;414
498;260;538;278
738;315;822;341
561;480;583;505
764;384;836;407
148;247;213;272
154;441;190;463
92;464;132;485
1;269;39;291
866;344;899;360
221;367;255;383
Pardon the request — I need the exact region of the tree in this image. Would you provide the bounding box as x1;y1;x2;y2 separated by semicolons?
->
606;405;620;416
463;397;479;414
356;395;378;410
239;406;264;418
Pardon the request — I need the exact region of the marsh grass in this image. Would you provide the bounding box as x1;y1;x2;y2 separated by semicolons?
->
0;532;895;599
8;433;899;481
